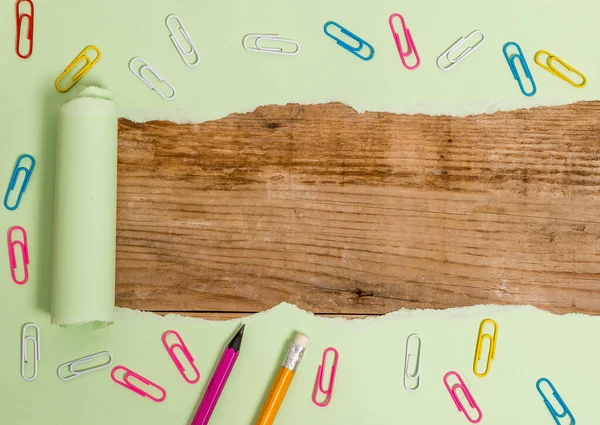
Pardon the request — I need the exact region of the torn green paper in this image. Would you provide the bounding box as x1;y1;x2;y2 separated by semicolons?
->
1;304;598;424
51;87;118;326
1;0;599;424
1;0;599;126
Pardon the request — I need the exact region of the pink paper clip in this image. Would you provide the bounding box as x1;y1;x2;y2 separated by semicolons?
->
389;14;420;70
162;330;200;384
111;366;167;402
443;371;483;423
8;226;29;285
312;347;339;407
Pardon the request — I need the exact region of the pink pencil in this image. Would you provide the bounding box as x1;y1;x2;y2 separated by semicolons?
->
190;324;245;425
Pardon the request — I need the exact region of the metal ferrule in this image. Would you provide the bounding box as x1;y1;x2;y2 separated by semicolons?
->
282;343;306;371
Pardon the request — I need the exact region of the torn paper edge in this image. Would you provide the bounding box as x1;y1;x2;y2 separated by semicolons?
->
115;302;594;328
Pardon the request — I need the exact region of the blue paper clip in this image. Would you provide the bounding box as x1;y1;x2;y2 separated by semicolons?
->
503;42;536;97
324;21;375;61
536;378;576;425
4;154;36;211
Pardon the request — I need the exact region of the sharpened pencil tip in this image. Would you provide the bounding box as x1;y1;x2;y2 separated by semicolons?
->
228;323;245;351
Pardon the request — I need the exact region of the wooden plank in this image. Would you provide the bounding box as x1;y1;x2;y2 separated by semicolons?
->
116;101;600;316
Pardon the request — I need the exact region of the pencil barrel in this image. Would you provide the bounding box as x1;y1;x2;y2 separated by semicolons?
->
255;368;295;425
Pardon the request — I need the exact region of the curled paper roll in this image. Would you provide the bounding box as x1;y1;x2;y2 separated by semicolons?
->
51;87;118;326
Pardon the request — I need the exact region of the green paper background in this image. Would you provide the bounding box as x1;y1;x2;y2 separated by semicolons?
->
1;0;599;423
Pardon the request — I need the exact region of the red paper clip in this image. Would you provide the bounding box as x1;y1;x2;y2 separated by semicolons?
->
162;330;200;384
312;347;339;407
389;13;420;70
15;0;34;59
111;366;167;402
8;226;29;285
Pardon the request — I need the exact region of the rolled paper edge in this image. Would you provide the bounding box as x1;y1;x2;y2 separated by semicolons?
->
51;85;118;328
65;85;115;102
60;86;118;116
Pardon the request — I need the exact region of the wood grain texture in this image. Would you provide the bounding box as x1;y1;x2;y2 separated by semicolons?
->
116;101;600;317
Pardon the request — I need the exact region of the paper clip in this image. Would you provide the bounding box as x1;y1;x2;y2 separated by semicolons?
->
389;14;420;70
473;319;498;377
312;347;339;407
404;333;422;392
162;330;200;384
129;57;177;101
4;154;36;211
21;323;41;381
503;42;536;97
111;366;167;402
536;378;575;425
8;226;29;285
443;371;483;424
323;21;375;61
535;50;586;89
437;30;486;71
55;45;102;93
166;14;200;67
242;34;300;56
16;0;34;59
58;351;113;381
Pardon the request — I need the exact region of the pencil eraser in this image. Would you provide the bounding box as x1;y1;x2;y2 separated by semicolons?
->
294;333;310;348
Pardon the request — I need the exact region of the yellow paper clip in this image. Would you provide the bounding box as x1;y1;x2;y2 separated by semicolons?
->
473;318;497;377
55;45;102;93
534;50;586;88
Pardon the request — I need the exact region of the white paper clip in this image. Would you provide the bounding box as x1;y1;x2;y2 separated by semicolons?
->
404;333;422;392
436;30;486;71
242;34;300;56
58;351;114;381
21;323;41;381
166;14;200;67
129;57;177;101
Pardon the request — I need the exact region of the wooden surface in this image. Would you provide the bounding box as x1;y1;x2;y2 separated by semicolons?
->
116;101;600;318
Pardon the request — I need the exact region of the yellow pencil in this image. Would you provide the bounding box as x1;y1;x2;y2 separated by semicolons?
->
255;333;310;425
